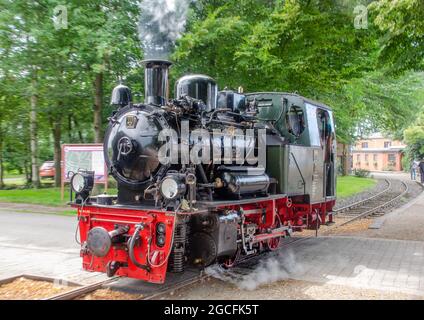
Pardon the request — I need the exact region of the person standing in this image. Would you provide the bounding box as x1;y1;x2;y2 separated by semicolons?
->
411;160;418;180
419;160;424;184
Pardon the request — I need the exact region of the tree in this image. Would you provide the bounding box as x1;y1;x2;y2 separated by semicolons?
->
174;0;380;143
0;0;142;187
370;0;424;73
70;0;142;142
404;115;424;160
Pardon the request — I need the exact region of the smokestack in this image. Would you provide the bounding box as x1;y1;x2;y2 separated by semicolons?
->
142;59;172;105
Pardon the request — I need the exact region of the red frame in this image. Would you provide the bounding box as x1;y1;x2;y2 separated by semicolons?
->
74;195;336;284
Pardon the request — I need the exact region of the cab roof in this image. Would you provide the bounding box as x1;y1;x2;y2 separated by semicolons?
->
246;92;333;111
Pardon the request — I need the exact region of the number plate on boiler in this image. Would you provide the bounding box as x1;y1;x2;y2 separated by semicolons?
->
126;115;138;129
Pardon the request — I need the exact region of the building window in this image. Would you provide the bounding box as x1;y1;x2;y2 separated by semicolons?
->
357;154;360;161
361;142;368;148
365;154;368;161
373;154;378;161
388;154;396;163
384;141;391;148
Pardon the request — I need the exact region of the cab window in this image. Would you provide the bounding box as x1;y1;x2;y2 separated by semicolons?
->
285;105;305;137
305;103;320;146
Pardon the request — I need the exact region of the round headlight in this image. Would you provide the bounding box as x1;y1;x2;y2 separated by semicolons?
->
71;173;86;193
160;176;186;200
160;177;179;199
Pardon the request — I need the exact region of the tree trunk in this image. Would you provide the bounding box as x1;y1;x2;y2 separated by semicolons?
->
93;72;103;143
52;113;62;188
30;74;40;188
24;159;30;184
67;114;72;142
72;115;84;143
342;143;351;176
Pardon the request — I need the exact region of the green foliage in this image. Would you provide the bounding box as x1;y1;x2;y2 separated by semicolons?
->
370;0;424;73
172;0;424;144
0;0;142;184
404;114;424;160
402;155;411;172
353;168;371;178
1;0;424;186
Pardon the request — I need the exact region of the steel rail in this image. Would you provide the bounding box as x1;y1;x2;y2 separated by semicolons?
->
44;276;120;300
335;180;408;226
141;273;209;300
279;179;409;248
333;178;391;214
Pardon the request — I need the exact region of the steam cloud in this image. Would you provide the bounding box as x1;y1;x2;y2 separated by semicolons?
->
206;250;303;291
138;0;191;59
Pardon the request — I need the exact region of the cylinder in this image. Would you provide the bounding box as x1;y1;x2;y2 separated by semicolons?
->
221;172;270;195
142;59;172;105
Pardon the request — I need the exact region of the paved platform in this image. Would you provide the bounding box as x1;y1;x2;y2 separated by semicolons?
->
272;236;424;296
0;210;106;285
356;186;424;241
1;204;424;297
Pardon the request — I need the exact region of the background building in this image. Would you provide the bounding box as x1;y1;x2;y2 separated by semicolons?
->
352;133;406;172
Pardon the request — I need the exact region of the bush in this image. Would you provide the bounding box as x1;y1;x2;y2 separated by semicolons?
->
402;154;411;172
353;168;370;178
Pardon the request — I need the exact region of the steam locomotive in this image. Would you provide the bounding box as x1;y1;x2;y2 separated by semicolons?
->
71;60;336;284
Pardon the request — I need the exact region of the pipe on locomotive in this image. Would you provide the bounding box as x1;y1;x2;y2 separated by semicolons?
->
141;59;172;105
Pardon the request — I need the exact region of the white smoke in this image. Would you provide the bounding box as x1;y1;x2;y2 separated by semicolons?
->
138;0;191;59
206;250;303;291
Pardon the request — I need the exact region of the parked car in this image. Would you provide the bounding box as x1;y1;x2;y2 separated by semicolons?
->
40;161;55;179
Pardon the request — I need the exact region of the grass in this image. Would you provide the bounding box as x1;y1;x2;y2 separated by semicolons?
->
336;176;377;199
3;174;55;186
0;176;375;212
0;188;70;206
0;187;117;207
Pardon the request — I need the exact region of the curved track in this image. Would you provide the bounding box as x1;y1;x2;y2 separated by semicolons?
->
332;178;409;226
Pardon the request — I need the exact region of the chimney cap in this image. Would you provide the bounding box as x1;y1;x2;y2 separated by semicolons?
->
141;59;172;67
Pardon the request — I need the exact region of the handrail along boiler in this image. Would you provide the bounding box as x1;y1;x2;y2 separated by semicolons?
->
71;59;337;283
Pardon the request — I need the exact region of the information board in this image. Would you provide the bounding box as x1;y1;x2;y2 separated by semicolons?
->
61;144;108;199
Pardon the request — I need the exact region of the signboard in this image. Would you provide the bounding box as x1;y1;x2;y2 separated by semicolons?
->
61;144;108;199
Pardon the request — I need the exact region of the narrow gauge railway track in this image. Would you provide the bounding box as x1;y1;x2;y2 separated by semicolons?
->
280;178;409;247
332;178;409;225
39;273;208;300
23;179;413;300
333;178;392;215
44;277;120;300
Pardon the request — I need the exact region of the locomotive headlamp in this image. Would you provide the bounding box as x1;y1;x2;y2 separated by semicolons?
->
71;171;94;203
71;173;86;193
159;175;186;200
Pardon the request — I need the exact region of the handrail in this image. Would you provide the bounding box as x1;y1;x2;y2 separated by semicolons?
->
290;152;306;195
